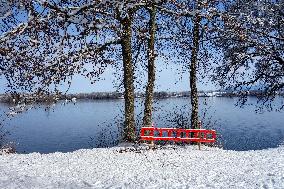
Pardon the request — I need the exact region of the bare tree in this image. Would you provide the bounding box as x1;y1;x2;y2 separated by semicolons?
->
189;1;202;129
143;4;157;127
0;0;150;142
116;7;136;142
154;0;224;128
213;0;284;110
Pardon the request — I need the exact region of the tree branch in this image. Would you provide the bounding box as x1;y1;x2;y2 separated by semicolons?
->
275;56;284;66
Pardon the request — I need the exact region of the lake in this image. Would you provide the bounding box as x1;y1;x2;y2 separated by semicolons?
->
1;97;284;153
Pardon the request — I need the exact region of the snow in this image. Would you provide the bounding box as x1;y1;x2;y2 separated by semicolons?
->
0;145;283;189
0;11;12;20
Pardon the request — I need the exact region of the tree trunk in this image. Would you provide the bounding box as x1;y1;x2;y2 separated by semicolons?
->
121;17;136;142
143;6;156;127
190;13;201;129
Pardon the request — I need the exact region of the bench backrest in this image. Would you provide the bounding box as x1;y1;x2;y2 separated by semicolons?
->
140;127;216;143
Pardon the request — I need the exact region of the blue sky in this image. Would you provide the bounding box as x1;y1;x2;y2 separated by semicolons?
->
0;2;217;94
0;60;215;94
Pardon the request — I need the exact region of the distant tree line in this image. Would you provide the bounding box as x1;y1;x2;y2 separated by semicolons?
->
1;90;283;104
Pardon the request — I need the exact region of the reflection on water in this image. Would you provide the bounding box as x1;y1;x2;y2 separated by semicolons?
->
1;97;284;153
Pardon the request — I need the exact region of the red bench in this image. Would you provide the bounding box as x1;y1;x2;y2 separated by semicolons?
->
140;127;216;143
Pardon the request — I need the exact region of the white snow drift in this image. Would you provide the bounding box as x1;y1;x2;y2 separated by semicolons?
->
0;145;283;189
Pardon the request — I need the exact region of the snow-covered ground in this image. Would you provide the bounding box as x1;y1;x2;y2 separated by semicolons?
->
0;144;283;189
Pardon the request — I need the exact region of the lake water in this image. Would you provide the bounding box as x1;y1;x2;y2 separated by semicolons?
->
1;97;284;154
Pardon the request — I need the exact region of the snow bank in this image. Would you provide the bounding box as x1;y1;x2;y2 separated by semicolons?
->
0;145;283;189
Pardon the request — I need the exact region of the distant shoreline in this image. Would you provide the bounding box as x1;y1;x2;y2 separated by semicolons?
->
0;90;283;104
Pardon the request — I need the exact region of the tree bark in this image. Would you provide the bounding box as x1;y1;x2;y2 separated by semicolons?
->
143;6;156;127
190;12;201;129
121;17;136;142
